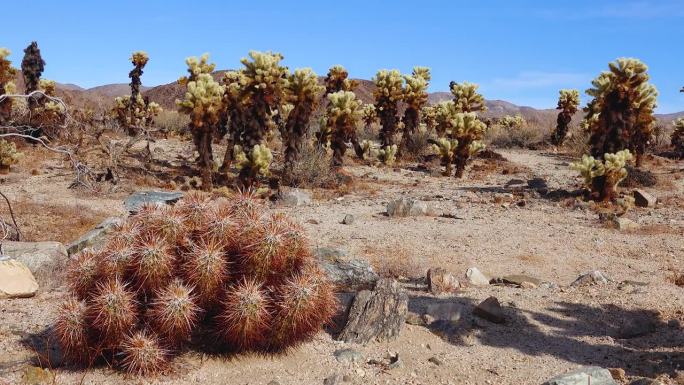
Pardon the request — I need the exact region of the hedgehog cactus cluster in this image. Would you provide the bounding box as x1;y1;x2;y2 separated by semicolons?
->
583;58;657;167
551;89;580;146
54;192;337;375
571;149;633;201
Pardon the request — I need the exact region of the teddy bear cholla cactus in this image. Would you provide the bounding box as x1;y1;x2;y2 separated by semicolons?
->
0;139;23;173
325;90;362;167
373;69;404;147
672;118;684;158
551;89;580;146
400;66;431;155
54;191;337;375
449;81;486;113
583;58;657;167
571;149;633;201
113;51;162;136
0;48;17;124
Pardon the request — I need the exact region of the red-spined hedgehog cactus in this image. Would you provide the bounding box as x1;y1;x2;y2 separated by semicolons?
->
54;191;337;374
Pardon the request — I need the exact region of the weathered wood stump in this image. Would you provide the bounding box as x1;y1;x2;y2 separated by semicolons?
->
336;279;408;344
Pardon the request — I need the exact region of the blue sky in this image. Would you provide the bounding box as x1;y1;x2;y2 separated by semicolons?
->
3;0;683;112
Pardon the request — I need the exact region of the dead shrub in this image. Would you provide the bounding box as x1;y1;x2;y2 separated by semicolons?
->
486;123;546;149
285;144;337;188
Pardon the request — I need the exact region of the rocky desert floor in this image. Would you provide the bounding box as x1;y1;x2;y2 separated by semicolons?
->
1;141;683;385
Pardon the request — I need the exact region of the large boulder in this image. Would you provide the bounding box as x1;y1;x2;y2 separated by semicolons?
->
124;190;184;213
0;258;39;298
314;248;379;291
543;366;616;385
633;189;657;208
337;279;408;344
66;217;124;256
0;241;68;285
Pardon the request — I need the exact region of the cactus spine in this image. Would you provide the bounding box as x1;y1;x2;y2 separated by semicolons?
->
551;89;580;146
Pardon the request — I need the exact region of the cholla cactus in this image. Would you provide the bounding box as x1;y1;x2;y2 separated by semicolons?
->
570;149;633;201
112;51;162;136
400;67;431;155
551;89;580;146
177;55;226;190
0;48;17;124
421;105;437;133
431;137;458;176
0;139;23;172
498;114;526;130
434;101;458;136
54;192;336;374
360;139;374;159
361;104;377;130
325;91;362;166
234;144;273;185
449;81;486;113
373;69;404;147
451;112;487;178
21;42;45;97
324;65;358;94
282;68;324;181
583;58;657;167
672;118;684;157
376;144;398;166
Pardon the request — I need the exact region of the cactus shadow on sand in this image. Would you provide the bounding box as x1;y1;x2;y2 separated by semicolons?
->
408;294;683;379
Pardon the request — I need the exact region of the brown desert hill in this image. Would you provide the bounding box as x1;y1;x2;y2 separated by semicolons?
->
84;83;150;99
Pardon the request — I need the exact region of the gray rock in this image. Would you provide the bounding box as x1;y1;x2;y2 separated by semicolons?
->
424;302;465;322
543;366;617;385
337;279;408;344
428;356;444;366
323;374;341;385
0;241;68;285
473;296;505;324
342;214;355;225
0;258;39;299
571;270;610;287
124;190;183;213
427;267;460;295
314;248;379;291
277;188;312;207
633;189;657;208
613;217;640;231
465;267;491;286
334;349;363;364
66;217;124;256
494;274;543;288
386;197;435;217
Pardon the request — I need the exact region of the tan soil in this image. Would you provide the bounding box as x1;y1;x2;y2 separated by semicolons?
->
1;145;683;385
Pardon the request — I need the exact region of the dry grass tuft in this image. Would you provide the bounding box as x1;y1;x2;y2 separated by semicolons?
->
11;199;108;243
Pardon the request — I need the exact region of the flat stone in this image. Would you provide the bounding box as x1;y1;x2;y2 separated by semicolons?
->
314;248;378;291
342;214;355;225
386;197;435;217
571;270;610;287
427;267;460;295
613;217;640;231
0;241;68;285
633;189;657;208
465;267;491;286
428;356;444;366
0;258;39;298
124;190;183;213
66;216;124;256
277;188;312;207
334;348;363;364
496;274;543;287
544;366;617;385
473;296;505;324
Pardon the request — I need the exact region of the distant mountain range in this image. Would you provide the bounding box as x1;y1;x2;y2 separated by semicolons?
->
14;72;684;126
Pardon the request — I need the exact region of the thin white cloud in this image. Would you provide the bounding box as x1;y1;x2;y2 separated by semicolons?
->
491;71;588;89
